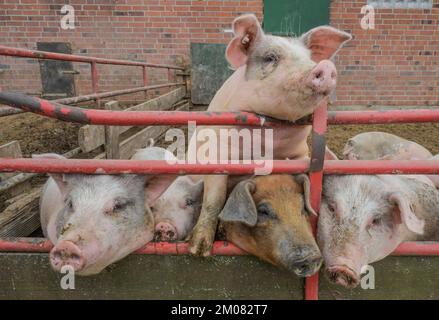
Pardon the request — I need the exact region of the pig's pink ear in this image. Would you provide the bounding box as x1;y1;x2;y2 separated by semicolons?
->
32;153;68;193
225;14;264;69
325;146;339;160
389;192;425;235
294;174;317;216
301;26;352;62
144;175;178;204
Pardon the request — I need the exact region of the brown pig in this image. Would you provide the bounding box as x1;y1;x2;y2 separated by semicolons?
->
219;175;322;277
188;13;352;256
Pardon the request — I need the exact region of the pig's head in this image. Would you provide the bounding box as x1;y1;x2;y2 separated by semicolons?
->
224;14;352;121
151;176;204;242
36;154;176;276
219;174;322;277
318;175;425;288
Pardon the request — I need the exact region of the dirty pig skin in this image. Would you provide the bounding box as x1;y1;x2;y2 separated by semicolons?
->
188;13;352;256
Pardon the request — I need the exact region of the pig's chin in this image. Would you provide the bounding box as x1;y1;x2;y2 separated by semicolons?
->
76;234;154;276
281;90;328;122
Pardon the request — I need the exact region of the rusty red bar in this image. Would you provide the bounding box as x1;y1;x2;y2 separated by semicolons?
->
0;91;297;126
392;242;439;256
0;238;438;257
328;109;439;124
2;92;439;126
1;158;439;175
0;238;246;255
0;84;184;117
0;45;184;70
306;101;328;300
0;158;309;175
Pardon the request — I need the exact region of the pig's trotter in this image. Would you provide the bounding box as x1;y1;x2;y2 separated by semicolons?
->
188;175;228;257
188;218;217;257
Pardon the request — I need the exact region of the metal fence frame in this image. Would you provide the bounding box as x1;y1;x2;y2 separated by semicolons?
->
0;45;185;116
1;46;439;300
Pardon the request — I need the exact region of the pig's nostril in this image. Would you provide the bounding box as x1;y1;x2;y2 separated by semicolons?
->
50;241;85;272
153;231;162;242
326;266;359;288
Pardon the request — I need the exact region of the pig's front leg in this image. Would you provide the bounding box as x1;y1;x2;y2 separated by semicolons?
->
188;174;228;256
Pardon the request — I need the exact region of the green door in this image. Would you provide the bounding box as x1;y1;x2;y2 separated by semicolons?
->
263;0;331;36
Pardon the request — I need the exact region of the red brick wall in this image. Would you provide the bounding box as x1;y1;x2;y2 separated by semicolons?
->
331;0;439;106
0;0;263;102
0;0;438;107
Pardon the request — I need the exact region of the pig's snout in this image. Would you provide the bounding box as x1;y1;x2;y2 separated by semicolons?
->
306;60;337;95
285;246;323;277
154;221;178;242
50;241;85;272
291;255;323;277
326;265;360;288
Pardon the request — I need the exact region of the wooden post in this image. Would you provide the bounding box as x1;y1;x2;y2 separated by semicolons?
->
104;101;120;159
0;141;22;181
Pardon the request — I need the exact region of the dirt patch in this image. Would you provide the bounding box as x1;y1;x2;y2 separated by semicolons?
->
0;112;80;157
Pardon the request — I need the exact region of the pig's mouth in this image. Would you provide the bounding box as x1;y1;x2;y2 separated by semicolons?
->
291;256;323;277
326;265;360;288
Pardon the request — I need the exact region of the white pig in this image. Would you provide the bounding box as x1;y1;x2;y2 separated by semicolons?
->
318;174;439;288
38;147;177;276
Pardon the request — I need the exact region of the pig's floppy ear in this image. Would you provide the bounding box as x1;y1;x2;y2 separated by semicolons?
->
187;178;204;196
389;192;425;235
219;179;257;226
144;175;178;204
300;26;352;62
226;14;264;69
32;153;68;193
294;174;317;216
325;146;339;160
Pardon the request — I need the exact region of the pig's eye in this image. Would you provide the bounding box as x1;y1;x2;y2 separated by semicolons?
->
262;52;279;65
371;217;382;226
66;199;74;211
186;198;196;207
257;203;276;221
327;202;336;214
113;200;127;211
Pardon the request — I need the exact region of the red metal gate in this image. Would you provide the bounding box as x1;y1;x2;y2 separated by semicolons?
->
1;46;439;300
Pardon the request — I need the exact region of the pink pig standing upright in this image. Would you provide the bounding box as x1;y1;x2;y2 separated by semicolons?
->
188;14;352;256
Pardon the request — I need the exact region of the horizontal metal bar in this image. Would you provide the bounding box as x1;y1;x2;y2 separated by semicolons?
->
0;147;81;193
0;237;438;257
54;83;184;105
0;106;23;116
1;159;439;175
0;238;246;255
0;91;294;126
0;45;184;70
2;92;439;125
392;242;439;256
0;84;184;117
328;109;439;124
